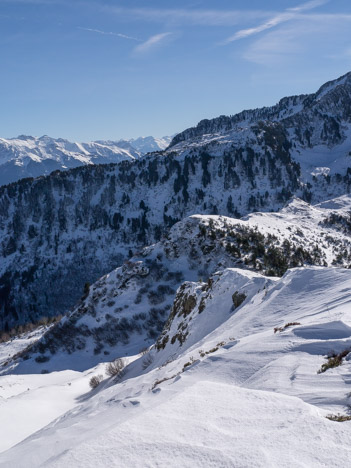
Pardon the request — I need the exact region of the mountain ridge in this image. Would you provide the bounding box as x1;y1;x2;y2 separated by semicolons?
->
170;71;351;148
1;72;351;329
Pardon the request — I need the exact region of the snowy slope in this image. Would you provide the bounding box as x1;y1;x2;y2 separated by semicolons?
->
5;194;351;374
1;267;351;466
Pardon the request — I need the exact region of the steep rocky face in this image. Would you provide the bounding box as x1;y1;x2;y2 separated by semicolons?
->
164;73;351;199
154;268;271;360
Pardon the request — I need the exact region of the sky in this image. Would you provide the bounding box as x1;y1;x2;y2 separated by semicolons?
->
1;0;351;141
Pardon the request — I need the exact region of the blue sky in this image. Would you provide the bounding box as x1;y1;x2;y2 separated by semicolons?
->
1;0;351;141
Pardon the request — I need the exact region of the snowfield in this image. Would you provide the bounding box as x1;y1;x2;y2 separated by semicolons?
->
1;266;351;466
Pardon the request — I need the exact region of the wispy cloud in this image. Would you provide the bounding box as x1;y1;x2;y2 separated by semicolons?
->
103;7;272;27
287;0;328;12
242;13;351;65
78;27;140;42
243;27;304;65
134;32;172;54
223;0;329;43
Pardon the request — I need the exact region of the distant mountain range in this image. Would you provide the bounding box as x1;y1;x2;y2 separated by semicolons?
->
119;135;172;154
0;135;172;186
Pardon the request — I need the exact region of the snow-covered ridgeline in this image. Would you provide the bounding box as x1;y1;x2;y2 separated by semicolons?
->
170;71;351;151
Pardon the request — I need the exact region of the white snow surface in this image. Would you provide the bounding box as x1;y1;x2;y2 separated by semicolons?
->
1;266;351;466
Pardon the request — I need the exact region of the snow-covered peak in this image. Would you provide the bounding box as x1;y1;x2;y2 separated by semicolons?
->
123;135;172;153
281;196;316;215
0;134;176;186
169;71;351;158
314;70;351;101
0;135;142;186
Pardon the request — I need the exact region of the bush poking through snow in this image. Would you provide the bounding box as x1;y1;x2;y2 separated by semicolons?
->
152;373;179;390
199;341;226;357
183;356;198;371
317;349;351;374
232;291;247;309
89;374;103;389
326;414;351;422
106;358;125;377
274;322;301;333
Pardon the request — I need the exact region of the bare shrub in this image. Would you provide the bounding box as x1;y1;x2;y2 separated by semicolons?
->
38;316;49;326
274;322;301;333
106;358;125;377
318;348;351;374
0;332;10;343
0;314;62;344
89;374;103;389
326;413;351;422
